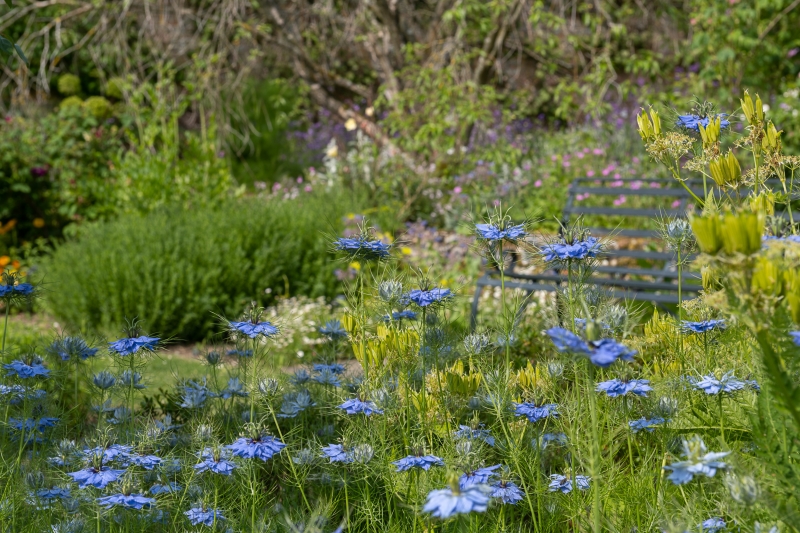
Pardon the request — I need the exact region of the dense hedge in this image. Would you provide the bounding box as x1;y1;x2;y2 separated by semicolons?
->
42;192;388;341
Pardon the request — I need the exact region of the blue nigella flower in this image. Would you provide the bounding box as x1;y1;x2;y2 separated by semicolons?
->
664;436;729;485
681;319;726;334
4;359;50;379
513;402;558;423
229;321;278;339
0;282;34;297
319;320;348;339
692;372;747;395
291;369;311;385
84;444;133;463
312;367;342;387
149;482;181;495
313;363;347;375
334;236;391;260
533;432;569;450
226;436;285;461
108;336;159;356
548;474;590;493
36;487;72;501
46;337;98;361
228;348;253;357
68;466;126;489
97;493;155;510
490;481;524;504
545;327;636;367
629;417;666;433
596;379;652;398
322;444;353;463
790;331;800;347
383;310;418;322
675;114;730;132
185;507;225;526
10;417;59;433
194;448;236;475
407;288;452;307
460;465;501;489
453;425;495;446
181;379;214;409
475;223;527;242
218;377;248;399
392;454;444;472
541;237;601;262
125;454;162;470
338;398;383;416
422;485;492;518
699;517;726;532
93;371;116;390
118;370;146;390
277;390;315;418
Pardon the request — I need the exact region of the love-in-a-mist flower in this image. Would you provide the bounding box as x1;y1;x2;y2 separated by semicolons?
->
541;237;601;262
545;327;636;367
596;378;652;398
392;453;444;472
149;482;181;495
334;236;391;260
548;474;590;493
675;114;730;132
68;466;126;489
226;435;285;461
194;448;236;475
108;336;159;356
218;377;248;399
185;507;225;526
692;372;747;395
383;310;418;322
681;319;725;334
338;398;383;415
698;518;726;532
312;367;341;387
4;358;50;379
513;402;558;423
422;484;492;518
97;493;155;510
459;465;501;489
46;337;98;361
407;288;452;307
319;320;348;339
321;444;353;464
453;425;495;446
475;223;527;242
629;417;666;433
228;320;278;339
490;481;524;504
664;436;729;485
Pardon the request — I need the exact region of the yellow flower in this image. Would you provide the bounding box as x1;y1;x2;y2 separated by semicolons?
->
33;218;45;228
400;246;412;256
344;118;357;131
349;261;361;271
439;279;450;287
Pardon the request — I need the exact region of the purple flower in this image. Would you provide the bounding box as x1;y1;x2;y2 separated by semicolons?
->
226;436;285;461
194;448;236;475
68;466;126;489
97;493;155;510
459;465;501;489
629;417;666;433
338;398;383;416
475;223;527;242
453;425;495;446
676;114;730;132
422;485;492;518
185;507;225;526
334;237;390;260
229;321;278;339
108;336;159;356
322;444;353;463
513;402;558;422
700;518;726;532
545;328;636;367
692;372;746;395
596;378;652;398
4;359;50;379
664;436;729;485
541;237;601;262
548;474;590;493
392;454;444;472
681;320;725;334
490;481;524;504
407;288;452;307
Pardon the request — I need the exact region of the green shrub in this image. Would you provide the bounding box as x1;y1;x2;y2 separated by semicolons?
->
41;192;395;341
56;74;81;96
105;77;124;99
58;95;83;111
82;96;111;119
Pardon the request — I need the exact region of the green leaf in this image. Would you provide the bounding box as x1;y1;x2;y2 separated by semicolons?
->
14;43;28;66
0;0;10;8
0;36;12;55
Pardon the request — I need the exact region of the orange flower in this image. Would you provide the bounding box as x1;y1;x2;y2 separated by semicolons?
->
33;218;45;228
0;256;9;268
0;219;17;235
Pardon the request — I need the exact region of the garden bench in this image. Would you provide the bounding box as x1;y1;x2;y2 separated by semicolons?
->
470;177;706;328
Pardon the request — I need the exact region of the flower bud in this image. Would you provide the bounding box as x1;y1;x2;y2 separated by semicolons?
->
741;90;764;126
352;443;374;464
709;151;741;188
378;280;404;303
725;472;759;505
698;116;721;149
761;121;782;152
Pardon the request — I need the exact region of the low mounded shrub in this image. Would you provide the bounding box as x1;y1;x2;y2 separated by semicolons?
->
42;192;391;341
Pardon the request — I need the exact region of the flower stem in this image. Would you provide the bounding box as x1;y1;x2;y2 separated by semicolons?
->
587;363;602;533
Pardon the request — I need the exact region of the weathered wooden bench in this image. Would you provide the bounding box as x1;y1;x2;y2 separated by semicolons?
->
470;177;706;328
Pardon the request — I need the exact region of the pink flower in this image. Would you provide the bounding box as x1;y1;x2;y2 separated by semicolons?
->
551;155;558;161
593;148;603;155
610;180;624;187
297;177;303;183
304;185;313;192
586;170;595;177
534;180;542;188
613;195;627;206
272;183;282;192
576;193;589;202
632;157;640;164
453;186;462;194
650;182;662;189
563;161;571;168
631;181;642;190
671;200;682;208
493;199;501;206
601;169;610;176
614;173;621;179
583;148;591;154
577;152;585;159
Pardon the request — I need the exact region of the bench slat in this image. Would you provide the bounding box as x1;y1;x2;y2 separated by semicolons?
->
480;272;701;292
476;278;696;303
564;207;684;217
